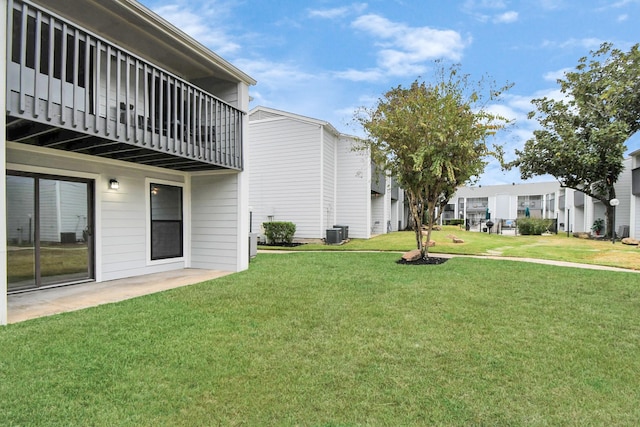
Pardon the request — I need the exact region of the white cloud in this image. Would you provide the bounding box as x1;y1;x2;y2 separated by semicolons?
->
503;94;535;113
334;68;385;82
493;11;518;23
617;14;629;21
345;14;467;81
462;0;507;11
611;0;636;7
236;58;355;128
543;67;572;82
233;58;314;88
309;7;350;19
152;3;240;55
463;0;518;23
541;37;604;51
308;3;368;19
485;103;521;122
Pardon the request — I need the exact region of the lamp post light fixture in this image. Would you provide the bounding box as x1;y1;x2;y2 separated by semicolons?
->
609;198;619;244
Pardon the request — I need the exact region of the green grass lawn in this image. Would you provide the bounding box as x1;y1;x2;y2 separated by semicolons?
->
2;252;640;425
263;227;640;271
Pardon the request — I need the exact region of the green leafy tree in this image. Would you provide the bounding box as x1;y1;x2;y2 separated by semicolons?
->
355;65;511;258
510;43;640;238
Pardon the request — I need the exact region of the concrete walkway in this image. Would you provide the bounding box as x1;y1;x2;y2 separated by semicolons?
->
435;253;640;273
8;269;232;324
259;249;640;274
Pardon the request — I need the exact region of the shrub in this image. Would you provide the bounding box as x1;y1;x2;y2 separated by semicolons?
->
591;218;604;235
262;221;296;244
444;219;465;226
517;218;553;235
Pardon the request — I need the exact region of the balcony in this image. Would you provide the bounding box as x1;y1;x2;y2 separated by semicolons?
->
5;0;244;171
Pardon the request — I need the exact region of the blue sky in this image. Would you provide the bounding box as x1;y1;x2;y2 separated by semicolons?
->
139;0;640;185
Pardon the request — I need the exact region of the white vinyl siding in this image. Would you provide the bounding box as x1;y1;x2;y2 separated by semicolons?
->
371;194;385;235
336;136;370;238
191;173;239;271
248;117;322;238
615;158;632;230
322;130;337;233
102;171;185;280
7;144;196;282
633;196;640;238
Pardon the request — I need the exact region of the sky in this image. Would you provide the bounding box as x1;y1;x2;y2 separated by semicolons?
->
138;0;640;185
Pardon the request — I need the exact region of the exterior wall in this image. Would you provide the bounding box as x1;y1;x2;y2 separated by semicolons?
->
336;135;371;238
371;193;386;235
632;152;640;238
494;194;512;219
392;190;407;231
191;173;243;271
634;195;640;239
103;173;186;281
248;116;322;239
7;143;190;282
383;177;392;232
572;193;587;233
248;107;402;241
389;189;406;231
6;143;248;288
451;163;640;236
453;181;562;229
321;128;338;234
236;82;250;271
615;158;632;235
562;158;634;235
592;200;607;232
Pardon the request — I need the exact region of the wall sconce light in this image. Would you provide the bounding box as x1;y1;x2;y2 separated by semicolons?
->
109;179;119;190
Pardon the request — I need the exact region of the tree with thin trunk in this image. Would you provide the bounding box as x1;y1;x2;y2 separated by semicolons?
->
509;43;640;238
354;64;511;259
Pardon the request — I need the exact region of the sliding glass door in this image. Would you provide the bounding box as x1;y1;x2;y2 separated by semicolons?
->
6;173;94;292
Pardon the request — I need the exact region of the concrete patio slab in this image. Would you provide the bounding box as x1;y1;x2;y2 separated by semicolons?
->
8;269;233;324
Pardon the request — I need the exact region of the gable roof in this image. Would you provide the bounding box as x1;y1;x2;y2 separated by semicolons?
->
249;106;341;137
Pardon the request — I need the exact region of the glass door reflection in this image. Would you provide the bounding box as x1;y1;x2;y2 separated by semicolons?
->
6;173;93;291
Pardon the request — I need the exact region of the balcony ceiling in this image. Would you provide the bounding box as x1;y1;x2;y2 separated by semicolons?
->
6;116;225;172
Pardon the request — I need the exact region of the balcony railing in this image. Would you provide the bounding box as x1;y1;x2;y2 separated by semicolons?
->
5;0;243;171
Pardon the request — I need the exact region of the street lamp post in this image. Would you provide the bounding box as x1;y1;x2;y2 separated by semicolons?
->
609;198;619;244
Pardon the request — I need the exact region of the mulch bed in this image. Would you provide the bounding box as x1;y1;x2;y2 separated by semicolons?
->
259;242;306;247
396;257;449;265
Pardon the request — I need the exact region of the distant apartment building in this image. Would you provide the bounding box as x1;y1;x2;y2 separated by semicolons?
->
247;106;406;240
